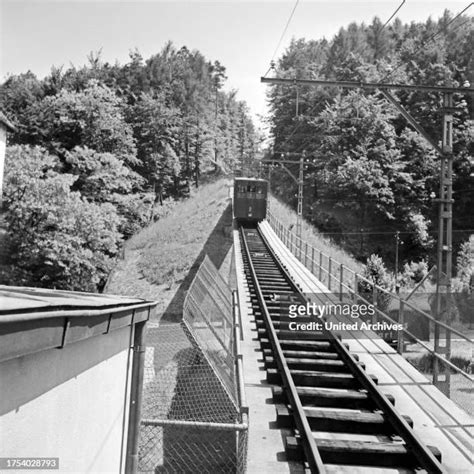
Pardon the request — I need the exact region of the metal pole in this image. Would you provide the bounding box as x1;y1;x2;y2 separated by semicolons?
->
296;151;304;260
339;264;344;301
434;91;454;393
126;319;147;474
397;301;405;354
328;257;332;290
395;231;400;283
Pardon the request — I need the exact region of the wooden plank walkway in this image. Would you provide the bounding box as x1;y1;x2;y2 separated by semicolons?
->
259;220;473;474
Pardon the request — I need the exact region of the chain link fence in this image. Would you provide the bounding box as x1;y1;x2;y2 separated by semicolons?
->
138;257;248;473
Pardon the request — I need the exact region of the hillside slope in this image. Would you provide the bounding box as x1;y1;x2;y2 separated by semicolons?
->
268;195;365;274
106;178;234;319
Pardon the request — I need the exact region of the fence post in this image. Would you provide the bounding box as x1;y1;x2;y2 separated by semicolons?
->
311;247;315;275
397;301;405;354
328;257;332;291
339;264;344;301
372;285;378;324
304;242;308;267
319;252;323;281
125;320;147;474
446;327;452;397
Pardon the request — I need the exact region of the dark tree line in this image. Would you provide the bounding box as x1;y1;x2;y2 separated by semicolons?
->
265;10;473;273
0;43;260;291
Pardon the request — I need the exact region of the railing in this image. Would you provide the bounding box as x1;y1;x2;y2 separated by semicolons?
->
266;210;473;413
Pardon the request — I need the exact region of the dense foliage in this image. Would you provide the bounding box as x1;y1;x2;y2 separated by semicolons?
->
1;43;259;290
265;11;473;272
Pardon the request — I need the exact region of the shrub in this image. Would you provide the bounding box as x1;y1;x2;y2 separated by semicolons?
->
358;254;394;311
3;145;122;291
400;260;429;286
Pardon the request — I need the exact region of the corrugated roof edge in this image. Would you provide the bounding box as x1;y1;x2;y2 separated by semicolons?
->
0;285;157;317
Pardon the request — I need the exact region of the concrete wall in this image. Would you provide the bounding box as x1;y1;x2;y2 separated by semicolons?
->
0;126;6;200
0;325;133;473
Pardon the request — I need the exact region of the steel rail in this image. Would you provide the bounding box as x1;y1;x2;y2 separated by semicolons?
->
240;226;326;473
257;227;447;473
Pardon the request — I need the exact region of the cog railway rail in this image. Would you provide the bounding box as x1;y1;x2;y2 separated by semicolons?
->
239;223;446;473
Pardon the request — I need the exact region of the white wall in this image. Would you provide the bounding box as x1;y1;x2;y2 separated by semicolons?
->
0;325;133;473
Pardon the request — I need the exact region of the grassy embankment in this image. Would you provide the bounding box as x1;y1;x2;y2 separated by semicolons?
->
268;194;365;275
106;178;234;318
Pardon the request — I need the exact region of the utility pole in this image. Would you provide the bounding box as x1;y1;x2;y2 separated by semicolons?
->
433;92;455;395
296;151;305;260
262;152;311;262
261;76;471;304
261;76;473;396
395;231;401;293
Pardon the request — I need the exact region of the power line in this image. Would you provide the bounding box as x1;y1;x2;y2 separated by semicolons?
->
381;2;473;82
272;100;321;153
381;0;406;30
270;0;300;65
268;3;473;164
267;0;407;150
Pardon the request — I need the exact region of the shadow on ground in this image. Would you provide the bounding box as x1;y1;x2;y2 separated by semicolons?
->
158;201;233;324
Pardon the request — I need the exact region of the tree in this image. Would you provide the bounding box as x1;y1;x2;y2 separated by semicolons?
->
2;145;122;291
31;80;137;163
358;254;394;311
65;146;143;202
266;11;472;268
127;92;182;194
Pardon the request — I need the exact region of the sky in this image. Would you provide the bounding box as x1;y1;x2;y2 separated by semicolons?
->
1;0;471;128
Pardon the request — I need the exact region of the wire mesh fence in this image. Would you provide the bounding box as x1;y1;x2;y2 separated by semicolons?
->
138;256;248;473
183;256;236;404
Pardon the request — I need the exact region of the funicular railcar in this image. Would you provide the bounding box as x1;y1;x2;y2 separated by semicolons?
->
233;177;268;222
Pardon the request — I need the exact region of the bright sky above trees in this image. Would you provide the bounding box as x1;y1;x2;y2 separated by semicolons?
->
1;0;470;126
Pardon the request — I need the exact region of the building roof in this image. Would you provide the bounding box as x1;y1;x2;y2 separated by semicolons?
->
0;285;157;363
0;110;16;132
0;285;152;315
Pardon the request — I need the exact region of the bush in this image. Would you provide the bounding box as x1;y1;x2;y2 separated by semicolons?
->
400;260;429;287
112;192;154;238
407;351;472;374
2;145;122;291
358;254;394;311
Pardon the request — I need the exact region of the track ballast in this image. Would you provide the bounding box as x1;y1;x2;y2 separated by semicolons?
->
239;224;445;473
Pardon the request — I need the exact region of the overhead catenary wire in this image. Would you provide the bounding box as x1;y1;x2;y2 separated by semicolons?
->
380;2;473;82
381;0;406;30
266;0;411;153
267;2;473;166
270;0;300;66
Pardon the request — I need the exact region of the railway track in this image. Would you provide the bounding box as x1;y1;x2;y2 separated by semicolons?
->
239;224;445;473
